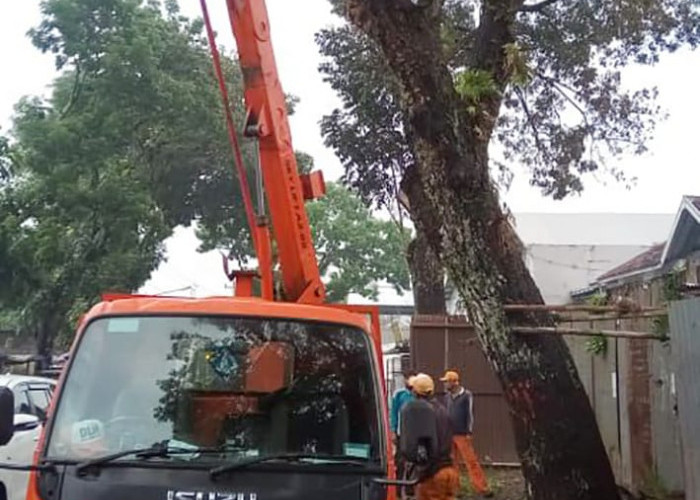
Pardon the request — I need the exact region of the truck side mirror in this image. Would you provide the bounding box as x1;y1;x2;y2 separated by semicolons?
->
0;387;15;446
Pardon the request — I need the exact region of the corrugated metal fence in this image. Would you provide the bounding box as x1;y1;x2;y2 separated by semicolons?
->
669;297;700;500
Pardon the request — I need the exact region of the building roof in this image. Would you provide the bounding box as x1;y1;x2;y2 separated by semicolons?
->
594;196;700;285
596;243;666;282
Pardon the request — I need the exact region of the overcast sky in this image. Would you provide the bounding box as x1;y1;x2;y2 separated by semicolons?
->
1;1;698;298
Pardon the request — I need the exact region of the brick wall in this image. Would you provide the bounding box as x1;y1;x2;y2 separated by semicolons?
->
626;338;653;485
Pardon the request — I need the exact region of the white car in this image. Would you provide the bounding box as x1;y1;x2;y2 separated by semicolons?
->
0;375;55;500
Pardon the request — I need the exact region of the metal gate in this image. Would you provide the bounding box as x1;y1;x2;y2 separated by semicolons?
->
409;315;519;464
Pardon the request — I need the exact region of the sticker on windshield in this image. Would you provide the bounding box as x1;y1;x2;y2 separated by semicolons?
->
343;442;370;459
72;419;104;444
206;338;246;379
107;317;140;333
70;420;108;458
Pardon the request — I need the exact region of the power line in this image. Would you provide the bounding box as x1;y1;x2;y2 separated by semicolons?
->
151;286;195;296
527;253;611;273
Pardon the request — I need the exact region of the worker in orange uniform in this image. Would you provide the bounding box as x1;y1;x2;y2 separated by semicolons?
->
440;370;493;497
399;373;459;500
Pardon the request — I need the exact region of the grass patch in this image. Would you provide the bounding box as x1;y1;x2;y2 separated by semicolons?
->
458;468;513;498
640;470;672;500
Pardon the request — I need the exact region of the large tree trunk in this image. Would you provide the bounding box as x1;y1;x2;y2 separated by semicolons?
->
35;317;56;372
402;165;447;315
344;2;619;498
406;233;445;314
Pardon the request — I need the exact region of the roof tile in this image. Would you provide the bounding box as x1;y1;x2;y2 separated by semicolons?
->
597;242;665;282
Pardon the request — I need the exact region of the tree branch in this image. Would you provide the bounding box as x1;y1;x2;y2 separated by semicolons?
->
537;72;591;127
515;87;546;159
519;0;561;13
513;326;664;340
317;252;331;276
389;162;406;230
470;1;526;140
59;63;83;119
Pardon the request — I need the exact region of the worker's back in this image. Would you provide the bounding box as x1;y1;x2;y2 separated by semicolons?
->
399;397;453;476
430;398;453;465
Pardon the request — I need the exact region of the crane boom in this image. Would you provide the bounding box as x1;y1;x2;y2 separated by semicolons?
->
224;0;326;304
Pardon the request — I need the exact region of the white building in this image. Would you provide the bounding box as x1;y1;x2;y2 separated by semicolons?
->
448;213;675;311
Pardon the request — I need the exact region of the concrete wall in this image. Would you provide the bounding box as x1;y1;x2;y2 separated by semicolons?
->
448;244;654;311
524;244;653;304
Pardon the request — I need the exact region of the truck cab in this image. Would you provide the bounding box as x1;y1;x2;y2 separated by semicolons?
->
0;297;393;500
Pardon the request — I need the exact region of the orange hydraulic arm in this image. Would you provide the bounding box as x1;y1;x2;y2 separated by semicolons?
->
201;0;327;304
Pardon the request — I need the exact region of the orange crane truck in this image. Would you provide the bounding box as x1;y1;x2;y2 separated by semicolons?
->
0;1;410;499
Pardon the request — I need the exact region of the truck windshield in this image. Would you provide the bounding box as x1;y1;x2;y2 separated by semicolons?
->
45;315;381;465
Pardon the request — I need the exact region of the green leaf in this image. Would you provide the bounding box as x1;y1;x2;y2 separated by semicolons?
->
585;334;608;356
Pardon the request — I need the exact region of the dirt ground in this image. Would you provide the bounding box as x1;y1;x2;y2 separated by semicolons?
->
459;467;525;500
457;469;686;500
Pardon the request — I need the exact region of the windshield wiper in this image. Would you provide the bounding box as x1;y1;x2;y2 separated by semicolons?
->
210;453;371;479
74;441;260;475
74;443;204;475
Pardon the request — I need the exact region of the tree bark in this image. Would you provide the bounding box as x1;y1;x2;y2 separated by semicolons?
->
402;165;447;315
35;317;56;372
344;1;620;498
406;232;446;314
